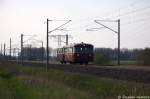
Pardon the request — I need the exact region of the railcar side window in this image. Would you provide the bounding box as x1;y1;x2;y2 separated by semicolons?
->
64;48;68;53
68;47;73;53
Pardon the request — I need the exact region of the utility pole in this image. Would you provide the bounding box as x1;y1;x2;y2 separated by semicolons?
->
4;43;5;57
66;34;68;45
10;38;11;60
42;41;44;62
46;19;49;72
118;19;120;65
94;19;121;65
1;44;2;55
21;34;23;65
29;44;32;61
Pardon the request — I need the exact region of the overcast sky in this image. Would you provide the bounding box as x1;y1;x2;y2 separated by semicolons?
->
0;0;150;49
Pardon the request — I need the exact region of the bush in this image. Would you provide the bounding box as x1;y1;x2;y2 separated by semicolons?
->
94;52;110;65
138;48;150;65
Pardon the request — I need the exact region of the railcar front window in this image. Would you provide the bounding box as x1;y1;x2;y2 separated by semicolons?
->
75;46;93;53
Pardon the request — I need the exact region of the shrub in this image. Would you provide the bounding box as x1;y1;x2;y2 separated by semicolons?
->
94;52;110;65
137;48;150;65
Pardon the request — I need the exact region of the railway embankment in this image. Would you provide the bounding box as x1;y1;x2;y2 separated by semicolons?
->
10;61;150;83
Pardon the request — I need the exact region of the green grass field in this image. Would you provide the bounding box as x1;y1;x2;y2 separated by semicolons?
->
0;63;150;99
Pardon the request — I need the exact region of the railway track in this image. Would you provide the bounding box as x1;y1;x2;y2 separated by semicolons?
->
10;61;150;83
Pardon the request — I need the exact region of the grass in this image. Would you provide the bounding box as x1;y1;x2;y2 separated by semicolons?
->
94;59;138;66
0;63;150;99
105;60;138;66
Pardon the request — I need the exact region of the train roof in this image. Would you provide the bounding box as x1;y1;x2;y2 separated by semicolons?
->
63;42;93;48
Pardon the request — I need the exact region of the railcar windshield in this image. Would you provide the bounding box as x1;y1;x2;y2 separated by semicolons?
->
75;45;93;53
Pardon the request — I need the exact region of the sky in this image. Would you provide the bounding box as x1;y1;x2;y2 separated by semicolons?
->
0;0;150;50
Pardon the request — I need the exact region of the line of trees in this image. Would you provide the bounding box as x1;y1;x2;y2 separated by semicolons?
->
20;47;45;61
94;48;150;65
1;47;150;65
137;48;150;65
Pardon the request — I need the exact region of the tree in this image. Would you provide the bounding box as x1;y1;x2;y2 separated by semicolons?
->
138;48;150;65
94;52;110;65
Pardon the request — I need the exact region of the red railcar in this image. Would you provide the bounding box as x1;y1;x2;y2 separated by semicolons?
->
57;43;94;64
